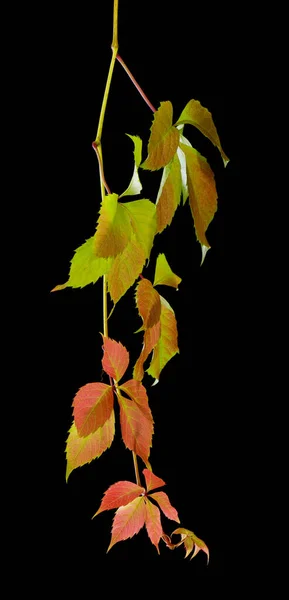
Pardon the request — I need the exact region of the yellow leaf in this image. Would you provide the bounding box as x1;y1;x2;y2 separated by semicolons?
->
94;193;132;258
153;253;182;289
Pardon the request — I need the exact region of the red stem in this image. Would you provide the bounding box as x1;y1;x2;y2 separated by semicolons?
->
116;54;156;113
92;142;111;194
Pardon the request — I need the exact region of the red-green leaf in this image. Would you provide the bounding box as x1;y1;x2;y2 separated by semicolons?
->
93;481;145;517
155;152;182;233
145;499;163;553
143;468;166;492
51;237;112;291
122;199;156;259
135;278;161;330
107;235;146;305
147;295;179;383
73;382;114;438
133;321;161;381
149;491;180;522
180;142;217;252
175;99;229;166
107;496;146;552
94;193;132;258
153;253;182;289
101;336;129;383
171;527;209;563
65;411;115;481
142;101;180;170
118;394;154;464
119;379;151;418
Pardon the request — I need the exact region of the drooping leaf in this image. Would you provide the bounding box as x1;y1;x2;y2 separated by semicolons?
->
107;235;146;305
101;336;129;383
171;527;209;563
121;199;156;259
135;278;161;330
180;142;217;252
73;382;114;438
153;253;182;289
107;496;146;552
175;99;229;166
145;499;163;553
94;193;132;258
93;481;145;517
147;295;179;382
51;237;112;291
176;144;189;204
142;101;180;170
155;152;182;233
118;393;154;464
119;379;152;418
133;321;161;381
149;491;180;522
143;468;166;492
65;411;115;481
120;135;143;197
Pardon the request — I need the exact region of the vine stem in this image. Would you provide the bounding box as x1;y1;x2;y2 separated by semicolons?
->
116;54;156;113
95;0;141;488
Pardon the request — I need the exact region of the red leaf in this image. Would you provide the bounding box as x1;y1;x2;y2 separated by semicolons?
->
73;382;114;437
107;496;146;552
119;379;151;418
133;321;161;381
101;336;129;382
143;468;166;492
135;278;161;329
149;491;180;522
93;481;145;517
118;394;154;463
145;499;163;553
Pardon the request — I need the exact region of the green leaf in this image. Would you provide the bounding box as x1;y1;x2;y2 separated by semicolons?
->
155;152;182;233
171;527;209;563
107;235;146;305
142;101;180;170
120;135;143;197
147;295;179;383
121;199;156;259
175;99;229;166
180;142;218;252
94;193;133;258
51;237;112;291
153;253;182;289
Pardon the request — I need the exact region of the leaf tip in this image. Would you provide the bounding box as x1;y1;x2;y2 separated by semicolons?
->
151;379;159;387
201;245;210;266
51;283;67;292
223;155;230;167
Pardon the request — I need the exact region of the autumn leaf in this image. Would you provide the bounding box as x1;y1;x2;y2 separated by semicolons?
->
149;491;180;523
120;134;143;197
143;468;166;492
121;199;156;259
153;253;182;289
93;481;145;517
51;237;112;291
94;193;132;258
135;278;161;330
171;527;209;563
144;498;163;553
107;496;146;552
107;235;146;305
133;321;161;381
65;411;115;481
175;99;229;166
73;382;114;438
101;336;129;383
147;295;179;383
119;379;152;419
118;393;154;464
142;101;180;170
155;152;182;233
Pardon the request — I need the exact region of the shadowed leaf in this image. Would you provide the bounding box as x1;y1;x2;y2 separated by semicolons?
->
94;193;132;258
156;152;182;232
107;235;146;305
147;295;179;382
133;321;161;381
119;379;151;418
135;278;161;330
142;101;180;170
118;393;154;464
73;382;114;438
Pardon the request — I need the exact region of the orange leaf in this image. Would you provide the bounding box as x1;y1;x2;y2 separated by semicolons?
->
72;382;114;438
133;321;161;381
145;499;163;553
94;193;132;258
156;152;182;233
101;336;129;383
135;278;161;330
107;496;146;552
142;101;180;170
119;379;151;418
180;142;217;249
149;491;180;522
118;394;154;463
93;481;145;517
107;236;146;305
65;411;115;481
143;468;166;492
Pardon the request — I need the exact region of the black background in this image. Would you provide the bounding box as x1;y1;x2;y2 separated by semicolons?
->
41;0;240;576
